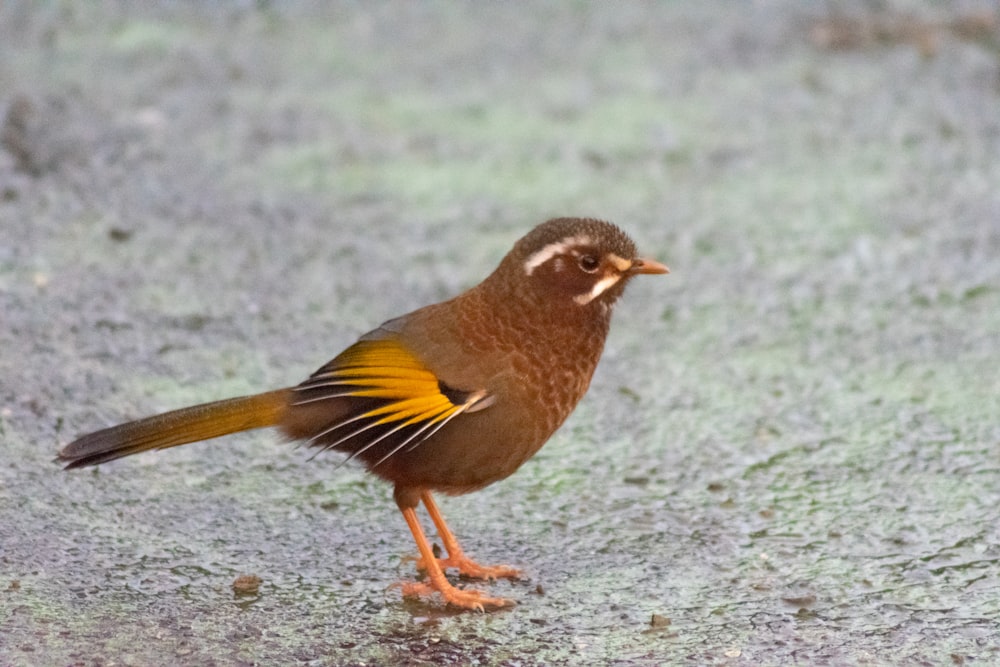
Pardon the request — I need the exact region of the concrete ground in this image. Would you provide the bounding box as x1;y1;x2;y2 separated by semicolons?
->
2;2;999;665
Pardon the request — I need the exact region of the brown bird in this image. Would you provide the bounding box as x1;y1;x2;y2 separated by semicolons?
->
58;217;668;610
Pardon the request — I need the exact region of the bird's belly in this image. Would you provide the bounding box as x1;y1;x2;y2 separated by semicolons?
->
365;399;558;494
342;338;600;494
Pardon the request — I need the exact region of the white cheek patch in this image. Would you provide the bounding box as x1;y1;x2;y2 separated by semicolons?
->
573;273;622;305
523;235;594;275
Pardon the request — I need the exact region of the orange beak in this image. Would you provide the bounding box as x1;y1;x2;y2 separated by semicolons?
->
629;257;670;275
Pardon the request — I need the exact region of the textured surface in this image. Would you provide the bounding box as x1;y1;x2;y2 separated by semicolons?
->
2;2;1000;665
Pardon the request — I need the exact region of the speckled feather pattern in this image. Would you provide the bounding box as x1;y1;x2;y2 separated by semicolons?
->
281;218;642;496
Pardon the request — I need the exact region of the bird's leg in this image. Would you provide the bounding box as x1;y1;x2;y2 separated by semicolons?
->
397;504;513;610
418;491;521;581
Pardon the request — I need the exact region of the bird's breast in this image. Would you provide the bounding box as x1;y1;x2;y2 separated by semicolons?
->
373;306;609;494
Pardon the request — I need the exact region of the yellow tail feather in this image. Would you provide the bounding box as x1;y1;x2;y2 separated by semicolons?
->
58;389;292;469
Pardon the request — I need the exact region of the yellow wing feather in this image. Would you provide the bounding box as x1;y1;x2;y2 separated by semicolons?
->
294;338;489;429
289;337;492;467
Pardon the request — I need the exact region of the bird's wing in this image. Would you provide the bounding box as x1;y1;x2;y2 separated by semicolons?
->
287;337;493;467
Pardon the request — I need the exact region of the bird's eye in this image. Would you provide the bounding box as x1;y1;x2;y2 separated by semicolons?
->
578;255;600;273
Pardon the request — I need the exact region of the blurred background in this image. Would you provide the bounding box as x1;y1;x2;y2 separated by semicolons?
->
2;2;999;664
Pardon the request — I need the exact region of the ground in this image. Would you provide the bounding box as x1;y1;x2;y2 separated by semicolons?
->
1;2;999;665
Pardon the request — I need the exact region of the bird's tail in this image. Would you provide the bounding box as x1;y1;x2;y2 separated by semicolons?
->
58;389;293;469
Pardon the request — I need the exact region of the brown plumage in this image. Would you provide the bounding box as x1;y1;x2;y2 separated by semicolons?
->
58;217;668;610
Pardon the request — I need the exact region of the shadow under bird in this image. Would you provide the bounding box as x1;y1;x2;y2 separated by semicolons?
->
58;217;669;610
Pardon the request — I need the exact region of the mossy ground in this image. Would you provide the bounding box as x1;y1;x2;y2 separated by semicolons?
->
2;3;999;665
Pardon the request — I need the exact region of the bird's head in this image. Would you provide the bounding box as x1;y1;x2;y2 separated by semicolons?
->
506;218;668;314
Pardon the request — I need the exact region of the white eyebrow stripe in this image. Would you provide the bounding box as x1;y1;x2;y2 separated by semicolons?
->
573;273;622;305
523;234;594;275
608;253;632;272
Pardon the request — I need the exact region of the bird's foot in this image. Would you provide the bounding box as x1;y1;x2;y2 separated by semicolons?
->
417;554;521;581
397;580;515;611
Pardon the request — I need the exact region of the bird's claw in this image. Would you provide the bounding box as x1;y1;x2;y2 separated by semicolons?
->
415;555;521;581
397;580;515;611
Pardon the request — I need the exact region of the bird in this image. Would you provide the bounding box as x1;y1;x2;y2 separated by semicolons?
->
58;217;669;611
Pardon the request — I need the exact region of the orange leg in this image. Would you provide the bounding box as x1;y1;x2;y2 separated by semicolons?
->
419;491;521;581
398;505;513;611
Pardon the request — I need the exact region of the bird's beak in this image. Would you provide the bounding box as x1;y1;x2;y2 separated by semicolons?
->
629;257;670;275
